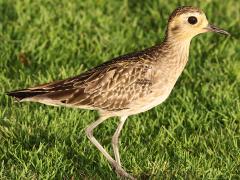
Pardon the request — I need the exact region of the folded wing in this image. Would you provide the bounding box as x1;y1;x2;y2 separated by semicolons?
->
8;56;155;111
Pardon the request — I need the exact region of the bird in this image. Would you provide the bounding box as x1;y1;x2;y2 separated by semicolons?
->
7;6;230;179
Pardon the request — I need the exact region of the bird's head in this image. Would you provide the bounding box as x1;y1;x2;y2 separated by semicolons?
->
166;6;230;41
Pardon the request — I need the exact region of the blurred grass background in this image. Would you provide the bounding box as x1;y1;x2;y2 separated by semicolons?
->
0;0;240;179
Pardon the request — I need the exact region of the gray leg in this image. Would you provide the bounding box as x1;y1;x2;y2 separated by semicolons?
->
112;116;127;166
85;116;115;165
85;116;135;180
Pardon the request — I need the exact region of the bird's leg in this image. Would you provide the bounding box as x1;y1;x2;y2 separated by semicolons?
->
112;116;127;166
86;116;115;164
85;116;135;180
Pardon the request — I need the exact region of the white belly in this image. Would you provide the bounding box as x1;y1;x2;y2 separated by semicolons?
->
139;93;170;112
126;86;173;116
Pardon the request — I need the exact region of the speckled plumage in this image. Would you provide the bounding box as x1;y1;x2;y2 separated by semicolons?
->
7;41;189;115
7;6;230;179
168;6;203;22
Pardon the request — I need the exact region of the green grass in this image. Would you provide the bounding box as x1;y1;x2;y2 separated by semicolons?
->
0;0;240;179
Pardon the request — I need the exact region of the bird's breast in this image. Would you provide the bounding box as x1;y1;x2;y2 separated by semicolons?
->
126;56;189;115
127;81;174;115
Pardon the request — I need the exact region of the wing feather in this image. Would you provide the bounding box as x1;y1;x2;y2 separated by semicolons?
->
8;49;157;110
62;60;155;111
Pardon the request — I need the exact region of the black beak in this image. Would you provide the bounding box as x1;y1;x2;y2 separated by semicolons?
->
205;24;230;36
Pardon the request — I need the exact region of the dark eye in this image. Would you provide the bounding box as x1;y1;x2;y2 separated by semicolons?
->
188;16;198;25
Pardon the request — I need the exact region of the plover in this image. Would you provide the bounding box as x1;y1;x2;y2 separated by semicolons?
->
7;6;230;179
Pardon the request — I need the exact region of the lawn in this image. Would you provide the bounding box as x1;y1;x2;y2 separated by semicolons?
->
0;0;240;179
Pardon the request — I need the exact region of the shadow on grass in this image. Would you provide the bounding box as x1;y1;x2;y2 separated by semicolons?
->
1;119;117;178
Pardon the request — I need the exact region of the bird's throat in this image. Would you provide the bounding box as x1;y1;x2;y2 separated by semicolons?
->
157;38;191;81
165;38;190;66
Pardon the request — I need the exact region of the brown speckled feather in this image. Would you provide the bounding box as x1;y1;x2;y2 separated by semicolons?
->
9;45;160;111
168;6;202;22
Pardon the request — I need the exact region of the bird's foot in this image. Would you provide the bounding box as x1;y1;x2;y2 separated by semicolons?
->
111;162;136;180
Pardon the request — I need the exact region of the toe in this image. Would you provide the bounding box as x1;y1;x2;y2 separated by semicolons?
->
115;166;136;180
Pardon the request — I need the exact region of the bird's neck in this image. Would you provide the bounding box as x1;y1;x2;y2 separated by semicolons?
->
156;37;191;79
163;37;191;62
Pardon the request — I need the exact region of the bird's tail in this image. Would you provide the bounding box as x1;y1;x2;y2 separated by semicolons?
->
6;89;47;102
